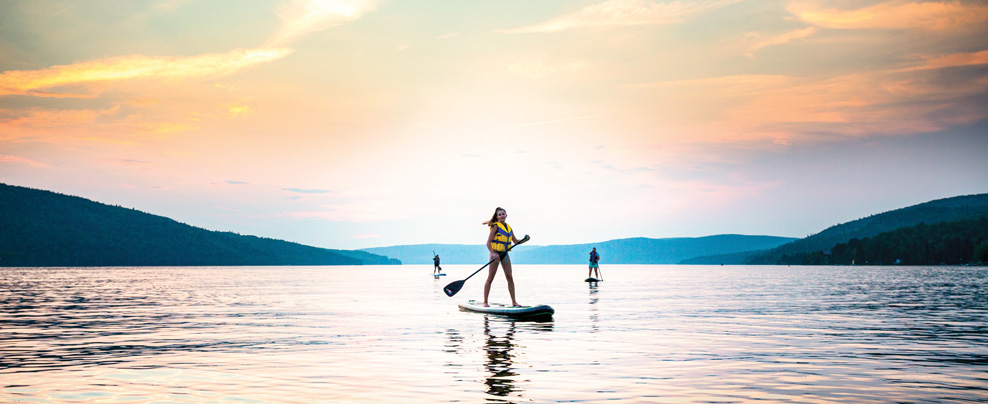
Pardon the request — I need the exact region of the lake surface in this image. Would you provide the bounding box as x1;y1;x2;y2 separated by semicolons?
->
1;265;986;403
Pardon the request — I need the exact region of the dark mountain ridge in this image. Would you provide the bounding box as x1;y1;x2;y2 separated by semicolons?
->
0;183;398;267
744;193;988;264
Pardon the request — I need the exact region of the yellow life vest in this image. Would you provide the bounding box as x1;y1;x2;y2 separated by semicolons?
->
490;222;513;252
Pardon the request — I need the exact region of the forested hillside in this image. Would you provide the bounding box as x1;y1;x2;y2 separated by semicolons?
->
782;217;988;265
0;183;399;267
745;193;988;264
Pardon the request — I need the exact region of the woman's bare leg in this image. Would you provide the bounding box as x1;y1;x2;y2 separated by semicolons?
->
483;260;499;307
501;255;519;306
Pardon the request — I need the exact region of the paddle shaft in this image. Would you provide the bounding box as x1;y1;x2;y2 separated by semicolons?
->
462;235;529;282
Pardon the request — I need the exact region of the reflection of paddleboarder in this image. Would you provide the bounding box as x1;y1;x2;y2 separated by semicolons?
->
483;316;518;399
433;254;442;275
588;247;600;279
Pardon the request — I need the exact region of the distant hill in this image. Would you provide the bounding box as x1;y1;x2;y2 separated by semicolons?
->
787;217;988;266
0;183;399;267
361;244;487;266
678;250;765;265
744;193;988;264
517;235;797;264
361;234;796;265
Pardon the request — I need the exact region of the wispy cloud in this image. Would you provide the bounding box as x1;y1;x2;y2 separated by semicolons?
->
0;105;122;138
788;0;988;30
904;49;988;71
283;188;332;194
0;48;294;98
745;27;816;56
630;74;791;93
0;154;49;167
140;121;200;135
227;104;251;117
265;0;381;47
153;0;191;12
97;159;157;170
0;104;203;143
627;60;988;143
499;0;738;33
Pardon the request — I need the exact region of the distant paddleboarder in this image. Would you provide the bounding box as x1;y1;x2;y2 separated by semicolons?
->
433;254;442;275
589;247;601;279
482;207;523;308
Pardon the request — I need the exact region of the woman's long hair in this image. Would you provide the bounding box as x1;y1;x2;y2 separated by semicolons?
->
482;207;505;226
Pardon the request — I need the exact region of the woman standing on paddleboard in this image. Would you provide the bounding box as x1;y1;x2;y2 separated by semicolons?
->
482;207;522;307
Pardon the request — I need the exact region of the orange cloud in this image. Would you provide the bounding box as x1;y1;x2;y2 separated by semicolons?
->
141;122;200;135
746;27;816;55
0;48;293;98
0;104;202;144
627;64;987;144
0;105;121;132
908;49;988;71
789;0;988;30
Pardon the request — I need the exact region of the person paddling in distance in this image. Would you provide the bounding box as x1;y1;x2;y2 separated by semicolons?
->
433;254;442;275
589;247;601;279
482;207;522;307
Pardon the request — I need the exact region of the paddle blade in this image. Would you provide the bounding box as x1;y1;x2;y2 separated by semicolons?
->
443;280;465;297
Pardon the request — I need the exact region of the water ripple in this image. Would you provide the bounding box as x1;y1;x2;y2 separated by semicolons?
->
1;265;986;403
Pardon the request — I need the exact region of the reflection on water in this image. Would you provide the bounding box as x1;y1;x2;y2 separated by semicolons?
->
1;265;986;403
479;316;554;403
483;316;518;402
588;284;600;333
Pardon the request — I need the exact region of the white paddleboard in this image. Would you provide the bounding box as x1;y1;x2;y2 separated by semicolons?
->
458;300;554;320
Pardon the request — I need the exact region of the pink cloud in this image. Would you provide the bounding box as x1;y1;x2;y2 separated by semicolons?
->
0;154;49;168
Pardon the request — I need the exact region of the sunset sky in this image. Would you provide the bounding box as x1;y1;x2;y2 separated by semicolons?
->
2;0;986;250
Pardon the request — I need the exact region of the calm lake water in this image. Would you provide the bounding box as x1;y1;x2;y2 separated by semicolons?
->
1;265;986;403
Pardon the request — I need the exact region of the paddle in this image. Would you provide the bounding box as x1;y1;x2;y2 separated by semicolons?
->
443;234;530;297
